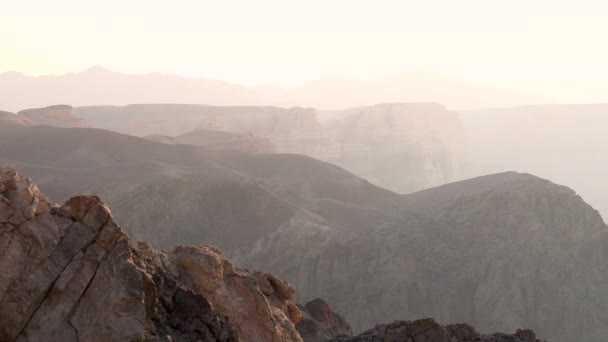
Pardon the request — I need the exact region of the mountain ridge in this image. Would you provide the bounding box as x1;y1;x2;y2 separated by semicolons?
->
0;66;547;112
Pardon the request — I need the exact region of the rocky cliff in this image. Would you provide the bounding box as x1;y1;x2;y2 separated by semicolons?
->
0;167;302;341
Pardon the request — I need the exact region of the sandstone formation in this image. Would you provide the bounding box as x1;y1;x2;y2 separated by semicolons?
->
18;105;85;128
332;318;542;342
0;167;302;341
296;298;352;342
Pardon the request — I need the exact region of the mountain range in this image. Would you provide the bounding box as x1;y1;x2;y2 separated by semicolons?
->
0;67;548;112
0;167;544;342
1;110;606;341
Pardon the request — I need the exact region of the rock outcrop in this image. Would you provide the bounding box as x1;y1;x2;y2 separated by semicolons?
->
160;129;275;154
0;110;31;125
0;167;302;341
18;105;85;128
332;318;542;342
296;298;352;342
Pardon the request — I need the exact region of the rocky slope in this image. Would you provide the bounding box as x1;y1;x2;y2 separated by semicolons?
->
233;172;608;342
0;167;302;341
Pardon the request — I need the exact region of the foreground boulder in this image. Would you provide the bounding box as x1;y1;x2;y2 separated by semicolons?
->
332;318;543;342
0;167;302;341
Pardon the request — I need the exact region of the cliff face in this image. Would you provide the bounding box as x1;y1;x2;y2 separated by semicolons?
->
0;168;302;342
317;103;468;193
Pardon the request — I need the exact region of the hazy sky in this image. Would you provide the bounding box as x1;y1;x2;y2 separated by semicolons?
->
2;0;607;100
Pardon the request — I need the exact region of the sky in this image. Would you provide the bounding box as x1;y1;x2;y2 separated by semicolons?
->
2;0;608;101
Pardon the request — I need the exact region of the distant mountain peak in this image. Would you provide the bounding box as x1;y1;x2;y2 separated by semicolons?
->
79;65;113;74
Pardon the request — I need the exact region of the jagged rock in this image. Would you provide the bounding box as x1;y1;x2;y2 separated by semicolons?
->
296;298;353;342
331;318;543;342
0;168;302;342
